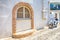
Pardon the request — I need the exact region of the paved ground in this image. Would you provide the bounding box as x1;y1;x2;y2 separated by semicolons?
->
0;25;60;40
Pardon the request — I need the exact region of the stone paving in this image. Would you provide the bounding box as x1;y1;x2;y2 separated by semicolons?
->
0;26;60;40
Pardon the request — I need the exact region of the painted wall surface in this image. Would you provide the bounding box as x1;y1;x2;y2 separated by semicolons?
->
50;0;60;2
0;0;49;38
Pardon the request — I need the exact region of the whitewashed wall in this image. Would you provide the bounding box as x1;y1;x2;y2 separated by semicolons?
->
50;0;60;2
0;0;49;38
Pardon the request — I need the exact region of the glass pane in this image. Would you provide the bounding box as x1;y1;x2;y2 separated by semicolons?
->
17;13;23;18
17;7;23;18
18;7;23;12
25;8;30;18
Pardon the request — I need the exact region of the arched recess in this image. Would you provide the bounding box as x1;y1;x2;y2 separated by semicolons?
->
12;2;35;38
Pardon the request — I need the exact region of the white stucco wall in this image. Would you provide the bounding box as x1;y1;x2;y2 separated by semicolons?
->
0;0;49;38
50;0;60;2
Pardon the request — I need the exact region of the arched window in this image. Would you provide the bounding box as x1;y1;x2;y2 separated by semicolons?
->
12;2;34;38
17;7;30;19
